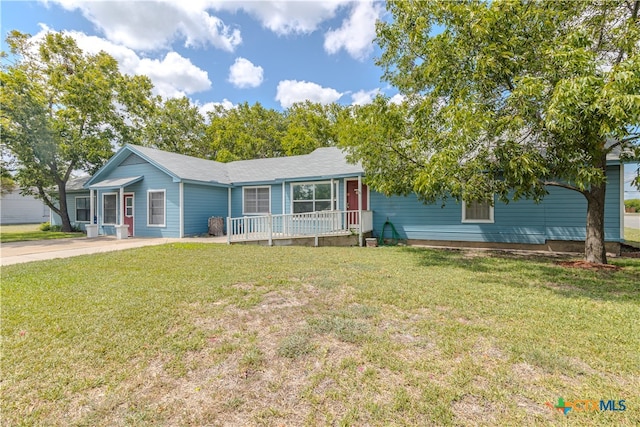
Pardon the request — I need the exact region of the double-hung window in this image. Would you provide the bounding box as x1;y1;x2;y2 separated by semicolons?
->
292;182;337;213
76;196;90;222
103;193;117;224
148;190;166;226
462;200;494;223
243;187;270;215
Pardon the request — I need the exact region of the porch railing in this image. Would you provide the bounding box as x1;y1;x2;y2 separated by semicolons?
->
227;210;373;245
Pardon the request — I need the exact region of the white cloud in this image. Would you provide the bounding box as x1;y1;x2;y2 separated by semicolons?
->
212;0;350;35
389;93;405;105
197;99;236;118
228;58;264;89
137;52;211;98
324;1;381;60
32;25;211;99
275;80;343;108
351;88;381;105
44;0;242;51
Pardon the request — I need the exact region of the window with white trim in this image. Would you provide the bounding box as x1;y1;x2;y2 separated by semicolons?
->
462;200;494;223
76;196;90;222
148;190;165;226
103;193;117;224
292;182;337;213
243;187;270;214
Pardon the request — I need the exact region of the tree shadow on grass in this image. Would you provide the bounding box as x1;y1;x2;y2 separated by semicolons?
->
401;246;640;303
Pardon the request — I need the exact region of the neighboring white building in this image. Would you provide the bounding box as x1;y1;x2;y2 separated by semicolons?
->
0;190;50;224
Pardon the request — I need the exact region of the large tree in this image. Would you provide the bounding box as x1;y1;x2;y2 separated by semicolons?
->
140;96;207;157
282;101;343;155
341;1;640;264
205;102;287;162
1;31;154;231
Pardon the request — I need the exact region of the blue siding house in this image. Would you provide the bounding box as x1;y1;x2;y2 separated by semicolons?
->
53;144;624;252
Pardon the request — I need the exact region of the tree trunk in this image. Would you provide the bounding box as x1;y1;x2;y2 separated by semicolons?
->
584;182;607;264
57;184;73;232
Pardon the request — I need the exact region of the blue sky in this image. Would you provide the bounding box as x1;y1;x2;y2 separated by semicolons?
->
2;0;638;198
1;0;397;112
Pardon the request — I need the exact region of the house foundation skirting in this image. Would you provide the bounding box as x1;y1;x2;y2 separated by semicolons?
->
403;239;621;256
230;233;372;247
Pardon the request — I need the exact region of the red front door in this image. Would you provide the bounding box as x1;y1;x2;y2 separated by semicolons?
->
346;180;368;225
124;194;134;237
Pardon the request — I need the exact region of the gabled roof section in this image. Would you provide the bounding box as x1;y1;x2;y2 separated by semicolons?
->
84;145;363;189
66;176;91;192
128;145;230;184
85;144;230;188
227;147;363;183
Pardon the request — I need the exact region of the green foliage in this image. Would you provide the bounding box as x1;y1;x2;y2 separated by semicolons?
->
282;101;343;155
341;1;640;263
205;102;287;161
0;30;154;231
140;96;207;156
201;101;341;161
625;198;640;210
39;222;51;231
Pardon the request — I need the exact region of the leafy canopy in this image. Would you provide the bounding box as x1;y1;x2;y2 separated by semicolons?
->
342;1;640;205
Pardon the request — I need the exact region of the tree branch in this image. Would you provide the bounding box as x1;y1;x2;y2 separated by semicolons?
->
542;180;585;195
614;0;639;65
604;134;640;152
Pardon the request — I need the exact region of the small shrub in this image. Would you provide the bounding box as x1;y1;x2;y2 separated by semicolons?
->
624;199;640;212
39;222;51;231
49;225;63;232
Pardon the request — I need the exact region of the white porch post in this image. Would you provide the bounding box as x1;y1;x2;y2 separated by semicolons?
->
282;181;286;214
85;188;99;238
227;187;232;243
330;178;335;210
358;175;363;247
114;186;128;239
89;189;95;223
119;187;124;226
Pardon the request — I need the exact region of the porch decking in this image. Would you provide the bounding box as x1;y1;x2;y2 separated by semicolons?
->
226;210;373;246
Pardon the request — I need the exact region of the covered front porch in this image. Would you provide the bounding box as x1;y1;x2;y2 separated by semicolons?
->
226;210;373;246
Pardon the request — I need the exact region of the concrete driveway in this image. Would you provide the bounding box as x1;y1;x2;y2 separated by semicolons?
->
625;214;640;229
1;236;226;266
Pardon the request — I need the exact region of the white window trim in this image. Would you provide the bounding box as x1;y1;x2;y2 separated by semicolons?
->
102;192;118;225
462;199;495;223
242;186;271;215
75;196;91;223
147;189;166;227
291;181;338;213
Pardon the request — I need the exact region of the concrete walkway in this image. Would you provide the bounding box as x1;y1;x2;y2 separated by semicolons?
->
1;236;227;266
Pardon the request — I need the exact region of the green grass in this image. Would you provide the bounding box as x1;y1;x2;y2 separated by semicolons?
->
0;223;83;243
2;245;639;426
624;227;640;247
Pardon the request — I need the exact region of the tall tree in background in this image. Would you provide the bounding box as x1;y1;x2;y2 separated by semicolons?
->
342;1;640;264
141;96;207;157
282;101;343;155
205;102;287;162
1;31;154;231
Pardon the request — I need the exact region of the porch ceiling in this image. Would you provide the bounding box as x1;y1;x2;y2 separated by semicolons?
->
87;175;143;190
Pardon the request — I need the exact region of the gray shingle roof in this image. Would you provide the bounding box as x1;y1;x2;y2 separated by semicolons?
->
66;175;91;191
227;147;363;183
129;145;230;184
126;145;362;185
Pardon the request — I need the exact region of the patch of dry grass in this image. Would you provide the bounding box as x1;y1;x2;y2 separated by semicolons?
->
2;245;639;426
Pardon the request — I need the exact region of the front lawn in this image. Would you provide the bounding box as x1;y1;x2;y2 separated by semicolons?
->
624;227;640;247
0;223;83;243
2;245;638;426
